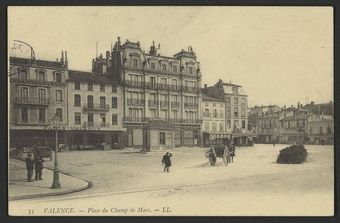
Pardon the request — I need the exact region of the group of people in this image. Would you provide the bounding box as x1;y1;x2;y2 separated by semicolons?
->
162;152;173;173
25;151;44;182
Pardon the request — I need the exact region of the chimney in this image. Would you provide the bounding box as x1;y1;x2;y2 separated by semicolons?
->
60;51;64;64
65;51;68;68
106;51;110;59
311;101;315;105
204;84;207;89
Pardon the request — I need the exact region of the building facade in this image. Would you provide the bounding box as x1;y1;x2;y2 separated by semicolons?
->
256;113;280;143
204;80;254;146
9;55;69;148
307;114;333;145
201;93;227;146
66;70;126;149
93;38;202;149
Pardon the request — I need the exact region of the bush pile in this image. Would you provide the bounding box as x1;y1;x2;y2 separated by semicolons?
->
276;144;308;164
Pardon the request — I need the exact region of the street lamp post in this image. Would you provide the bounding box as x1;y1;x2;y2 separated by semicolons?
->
51;115;61;189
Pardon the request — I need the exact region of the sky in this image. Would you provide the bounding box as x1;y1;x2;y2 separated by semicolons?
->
8;7;333;107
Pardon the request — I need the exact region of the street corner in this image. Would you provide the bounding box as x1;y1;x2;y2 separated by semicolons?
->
9;159;92;201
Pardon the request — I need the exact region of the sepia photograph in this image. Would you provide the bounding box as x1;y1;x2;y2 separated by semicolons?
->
7;6;334;216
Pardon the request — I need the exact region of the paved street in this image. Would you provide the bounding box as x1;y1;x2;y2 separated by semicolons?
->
9;144;334;216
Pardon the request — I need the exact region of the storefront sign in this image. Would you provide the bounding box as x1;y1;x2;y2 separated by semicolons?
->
43;126;101;131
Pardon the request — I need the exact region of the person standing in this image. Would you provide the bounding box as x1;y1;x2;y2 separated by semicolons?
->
273;139;276;147
25;153;35;182
162;152;173;173
34;154;44;180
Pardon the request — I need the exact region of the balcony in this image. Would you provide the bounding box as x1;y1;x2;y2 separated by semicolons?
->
15;97;50;106
123;117;150;123
127;99;145;106
171;102;180;108
148;100;158;107
183;86;199;93
181;119;202;124
144;82;158;90
184;102;198;108
160;101;169;107
203;112;211;117
168;85;179;91
83;103;110;112
158;83;168;91
124;80;144;88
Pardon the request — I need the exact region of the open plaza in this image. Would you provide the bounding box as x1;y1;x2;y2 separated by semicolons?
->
9;144;334;216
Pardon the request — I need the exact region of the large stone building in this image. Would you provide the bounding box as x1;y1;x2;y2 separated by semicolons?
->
92;38;202;150
9;55;69;148
203;80;254;146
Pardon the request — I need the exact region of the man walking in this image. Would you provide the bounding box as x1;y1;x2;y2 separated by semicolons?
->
162;152;173;173
25;153;35;182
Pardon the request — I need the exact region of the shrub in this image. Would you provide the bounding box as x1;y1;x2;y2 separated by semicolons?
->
276;144;308;164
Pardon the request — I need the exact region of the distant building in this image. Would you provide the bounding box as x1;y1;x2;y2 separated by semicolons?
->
302;101;333;117
9;54;69;148
256;112;280;143
278;108;310;144
203;80;254;146
307;114;333;145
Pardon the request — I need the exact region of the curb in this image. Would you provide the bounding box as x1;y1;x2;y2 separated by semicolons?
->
9;159;93;201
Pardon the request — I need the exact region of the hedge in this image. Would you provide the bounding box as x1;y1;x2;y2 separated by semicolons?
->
277;144;308;164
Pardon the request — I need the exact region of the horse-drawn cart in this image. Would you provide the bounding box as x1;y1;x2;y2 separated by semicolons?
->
205;144;235;166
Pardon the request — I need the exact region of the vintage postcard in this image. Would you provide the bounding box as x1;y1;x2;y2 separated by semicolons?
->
8;6;334;216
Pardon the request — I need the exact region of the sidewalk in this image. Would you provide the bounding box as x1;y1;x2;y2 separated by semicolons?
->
9;158;91;201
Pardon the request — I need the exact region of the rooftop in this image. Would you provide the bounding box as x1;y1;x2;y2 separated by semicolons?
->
68;70;117;84
10;57;66;69
202;93;225;102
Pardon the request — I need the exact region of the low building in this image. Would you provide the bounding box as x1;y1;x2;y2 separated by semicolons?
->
302;101;333;117
278;108;309;144
256;112;280;143
307;114;333;145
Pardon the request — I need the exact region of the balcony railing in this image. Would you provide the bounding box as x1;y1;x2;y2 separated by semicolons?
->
158;83;168;91
171;102;180;108
183;86;199;93
123;117;150;123
144;82;157;90
124;80;144;88
15;97;50;105
127;99;145;105
83;121;94;127
203;112;211;117
148;100;158;106
83;103;109;111
160;101;169;107
184;102;198;108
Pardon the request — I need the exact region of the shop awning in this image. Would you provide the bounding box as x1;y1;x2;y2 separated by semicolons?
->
204;132;231;141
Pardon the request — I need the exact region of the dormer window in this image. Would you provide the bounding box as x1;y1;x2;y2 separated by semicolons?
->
37;70;46;81
132;58;138;67
188;66;193;74
19;68;28;79
162;64;167;71
54;72;62;83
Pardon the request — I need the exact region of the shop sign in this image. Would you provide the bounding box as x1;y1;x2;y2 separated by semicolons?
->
43;126;101;131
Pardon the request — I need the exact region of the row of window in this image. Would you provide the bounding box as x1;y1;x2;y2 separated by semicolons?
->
204;120;247;132
74;113;118;126
74;82;118;92
20;107;62;123
74;95;117;108
131;58;195;74
128;108;198;120
203;109;224;118
126;74;197;87
18;68;63;82
204;102;224;108
19;87;64;103
224;97;247;105
226;107;246;118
